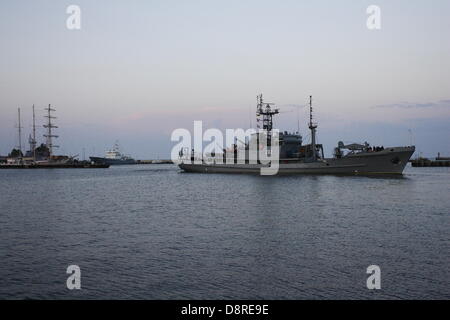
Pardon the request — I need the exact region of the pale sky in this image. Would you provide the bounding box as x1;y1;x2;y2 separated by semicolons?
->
1;0;449;158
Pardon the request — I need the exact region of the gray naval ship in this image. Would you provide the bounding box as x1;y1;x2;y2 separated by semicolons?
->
90;142;136;165
179;95;415;175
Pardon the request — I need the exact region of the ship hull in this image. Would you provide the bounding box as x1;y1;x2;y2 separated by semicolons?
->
89;157;136;165
179;147;415;175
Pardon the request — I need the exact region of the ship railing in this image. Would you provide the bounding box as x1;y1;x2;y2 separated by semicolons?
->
179;153;230;164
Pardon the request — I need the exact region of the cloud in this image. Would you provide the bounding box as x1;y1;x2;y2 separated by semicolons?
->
371;101;447;109
372;99;450;109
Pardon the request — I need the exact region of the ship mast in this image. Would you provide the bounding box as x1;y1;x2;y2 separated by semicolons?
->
256;93;279;149
308;95;318;161
43;104;58;157
32;104;37;160
17;108;23;156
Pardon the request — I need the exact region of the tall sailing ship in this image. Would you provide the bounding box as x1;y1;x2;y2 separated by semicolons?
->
0;105;109;169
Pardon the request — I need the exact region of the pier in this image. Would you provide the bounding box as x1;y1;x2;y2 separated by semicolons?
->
411;155;450;167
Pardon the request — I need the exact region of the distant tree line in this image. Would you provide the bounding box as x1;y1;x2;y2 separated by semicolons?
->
8;144;50;158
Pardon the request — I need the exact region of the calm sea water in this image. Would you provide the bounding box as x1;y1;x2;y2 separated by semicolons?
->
0;164;449;299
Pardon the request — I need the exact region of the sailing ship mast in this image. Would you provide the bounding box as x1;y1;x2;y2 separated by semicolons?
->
27;105;37;160
43;104;58;157
17;108;23;156
32;104;37;160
